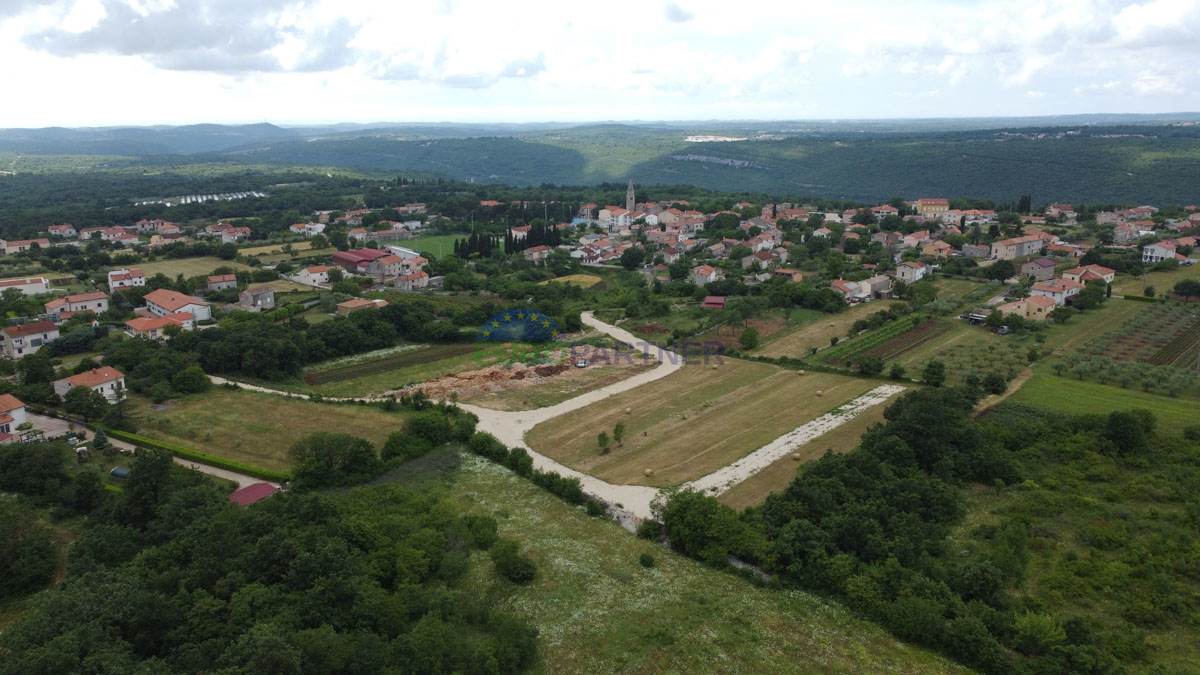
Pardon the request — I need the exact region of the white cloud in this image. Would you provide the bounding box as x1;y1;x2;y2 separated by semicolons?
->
0;0;1197;125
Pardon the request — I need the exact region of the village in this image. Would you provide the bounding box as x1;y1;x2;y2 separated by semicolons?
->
2;170;1200;675
0;184;1197;488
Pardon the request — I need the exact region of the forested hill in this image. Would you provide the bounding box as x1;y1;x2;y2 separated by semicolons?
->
3;119;1200;203
0;123;297;155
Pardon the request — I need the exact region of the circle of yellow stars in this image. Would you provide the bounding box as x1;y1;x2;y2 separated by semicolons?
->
480;311;559;339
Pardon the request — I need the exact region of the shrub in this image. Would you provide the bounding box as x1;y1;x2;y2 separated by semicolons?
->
490;538;537;584
585;499;605;517
639;552;655;568
380;432;434;463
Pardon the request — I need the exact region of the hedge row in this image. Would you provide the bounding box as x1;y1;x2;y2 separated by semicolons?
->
107;429;290;483
467;432;587;506
1121;294;1168;304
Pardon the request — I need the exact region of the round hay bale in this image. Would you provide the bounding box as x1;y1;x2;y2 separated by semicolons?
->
644;469;654;477
829;322;835;328
711;364;718;369
792;453;801;461
798;370;806;375
625;407;631;415
815;390;824;397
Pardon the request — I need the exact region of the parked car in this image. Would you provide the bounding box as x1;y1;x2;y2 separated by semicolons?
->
576;359;588;368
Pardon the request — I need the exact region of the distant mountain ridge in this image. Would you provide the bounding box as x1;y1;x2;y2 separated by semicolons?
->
0;122;298;155
2;116;1200;203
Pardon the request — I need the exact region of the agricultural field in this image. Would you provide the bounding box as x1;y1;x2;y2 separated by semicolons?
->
128;388;412;471
717;402;888;511
1009;373;1199;433
754;302;904;358
135;256;252;278
618;307;714;343
447;455;964;674
526;359;881;487
885;319;1031;386
238;240;316;256
1077;303;1200;367
300;343;482;397
1111;263;1200;297
691;308;822;350
820;315;925;365
538;273;602;288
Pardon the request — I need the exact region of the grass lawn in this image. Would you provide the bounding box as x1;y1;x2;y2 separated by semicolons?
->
1008;372;1198;433
754;302;905;358
447;455;964;674
135;257;252;278
538;273;602;288
467;362;658;411
526;360;880;487
258;246;337;264
717;403;888;511
403;234;461;258
934;277;986;299
128;388;410;471
1111;264;1200;297
1040;297;1146;354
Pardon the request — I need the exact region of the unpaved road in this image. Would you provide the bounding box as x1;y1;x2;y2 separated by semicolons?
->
683;385;906;496
215;312;902;526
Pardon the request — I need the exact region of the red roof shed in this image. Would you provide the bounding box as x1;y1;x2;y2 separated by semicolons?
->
228;482;279;507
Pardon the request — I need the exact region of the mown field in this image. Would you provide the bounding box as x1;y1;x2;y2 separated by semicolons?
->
526;359;880;487
448;455;966;674
717;402;890;511
128;388;410;471
134;256;252;278
539;273;603;288
754;302;905;358
1008;373;1198;432
1111;262;1200;297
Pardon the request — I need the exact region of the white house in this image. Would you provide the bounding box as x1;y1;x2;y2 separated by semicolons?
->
1030;278;1084;306
290;266;330;286
108;268;146;292
1142;241;1180;264
44;291;108;320
1;320;59;359
143;289;212;322
894;261;929;283
289;222;326;236
0;277;50;296
0;393;28;438
53;366;126;404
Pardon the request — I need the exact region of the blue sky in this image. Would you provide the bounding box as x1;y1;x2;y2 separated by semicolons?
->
1;0;1198;127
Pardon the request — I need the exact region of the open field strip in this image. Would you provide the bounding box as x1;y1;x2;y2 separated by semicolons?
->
684;384;906;497
211;312;893;526
754;301;903;358
135;256;252;277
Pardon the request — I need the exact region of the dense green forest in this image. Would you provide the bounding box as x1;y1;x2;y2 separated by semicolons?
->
0;426;542;673
650;387;1200;673
4;120;1200;206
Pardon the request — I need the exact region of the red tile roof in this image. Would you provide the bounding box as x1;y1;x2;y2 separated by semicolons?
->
62;366;124;388
0;393;25;413
3;320;57;338
228;482;279;506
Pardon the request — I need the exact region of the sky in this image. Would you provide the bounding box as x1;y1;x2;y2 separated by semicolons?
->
1;0;1199;127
